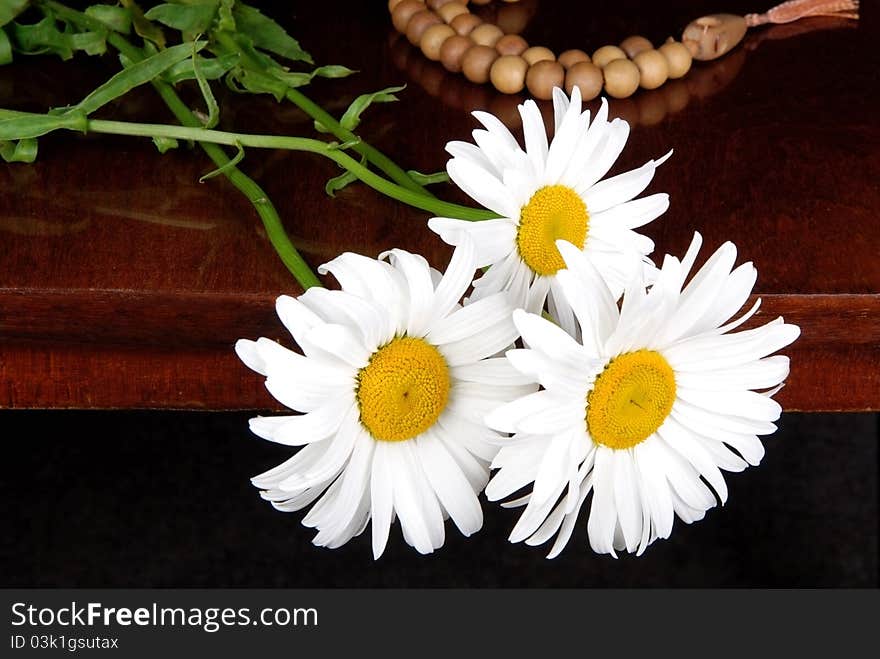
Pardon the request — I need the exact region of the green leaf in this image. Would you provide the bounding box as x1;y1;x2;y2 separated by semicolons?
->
163;51;238;84
325;169;357;196
151;135;178;153
217;0;234;31
84;5;132;34
69;29;106;56
0;110;86;140
407;169;450;186
120;0;165;49
71;40;206;116
199;141;244;182
325;154;367;196
0;26;11;64
144;4;216;40
0;137;37;162
271;64;355;89
191;38;219;128
337;84;405;132
327;138;361;151
231;67;287;100
231;4;312;64
0;0;29;29
10;16;75;59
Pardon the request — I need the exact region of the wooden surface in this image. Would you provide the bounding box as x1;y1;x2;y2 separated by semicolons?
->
0;0;878;411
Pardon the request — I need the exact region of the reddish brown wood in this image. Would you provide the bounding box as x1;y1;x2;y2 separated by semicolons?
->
0;1;877;410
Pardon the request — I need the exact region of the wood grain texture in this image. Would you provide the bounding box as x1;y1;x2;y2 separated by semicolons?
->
0;1;877;410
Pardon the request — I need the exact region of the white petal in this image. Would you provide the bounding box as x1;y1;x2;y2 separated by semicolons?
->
370;442;394;559
612;450;642;554
235;339;267;375
657;416;728;505
546;472;593;558
298;288;385;354
451;357;536;386
572;119;630;194
588;193;669;231
429;238;477;325
587;446;618;556
417;431;483;536
486;390;567;434
581;152;671;214
519;99;548;177
277;406;360;492
249;399;352;446
674;355;790;391
438;311;519;366
556;240;620;353
663;318;800;372
303;323;371;369
427;292;514;346
448;157;519;218
275;294;323;345
428;217;517;268
381;248;435;337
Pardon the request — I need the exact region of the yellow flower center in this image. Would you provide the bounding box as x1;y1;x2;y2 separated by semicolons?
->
586;350;676;450
356;337;451;442
516;185;589;276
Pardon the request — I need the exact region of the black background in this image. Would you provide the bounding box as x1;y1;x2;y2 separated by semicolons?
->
1;410;876;587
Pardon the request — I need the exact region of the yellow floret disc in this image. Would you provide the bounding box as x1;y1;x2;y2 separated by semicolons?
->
586;350;676;450
357;337;451;442
516;185;589;276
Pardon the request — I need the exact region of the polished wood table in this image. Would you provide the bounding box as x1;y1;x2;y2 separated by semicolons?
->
1;0;877;411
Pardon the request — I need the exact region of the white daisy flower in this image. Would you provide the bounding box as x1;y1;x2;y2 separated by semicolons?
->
428;86;670;333
235;241;534;559
485;234;800;558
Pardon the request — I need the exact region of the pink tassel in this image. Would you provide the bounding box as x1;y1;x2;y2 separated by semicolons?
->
745;0;859;27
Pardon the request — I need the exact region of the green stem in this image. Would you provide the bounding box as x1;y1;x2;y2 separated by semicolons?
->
41;0;321;289
212;30;432;197
2;109;496;221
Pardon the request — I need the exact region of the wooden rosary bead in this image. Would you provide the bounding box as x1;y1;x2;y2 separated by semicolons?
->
462;44;499;83
495;34;528;56
565;61;603;101
470;23;504;47
440;34;474;72
392;0;424;33
490;54;528;93
659;39;693;79
602;58;640;98
438;2;469;23
450;12;481;35
406;10;442;46
633;49;669;89
522;46;554;65
620;35;653;59
421;24;456;61
526;60;565;100
389;1;709;100
592;45;627;68
558;49;590;69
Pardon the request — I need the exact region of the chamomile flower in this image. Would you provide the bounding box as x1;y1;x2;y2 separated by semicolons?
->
429;86;670;332
235;242;533;559
485;234;800;557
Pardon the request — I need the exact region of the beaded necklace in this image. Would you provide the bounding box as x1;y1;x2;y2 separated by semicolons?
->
388;0;859;101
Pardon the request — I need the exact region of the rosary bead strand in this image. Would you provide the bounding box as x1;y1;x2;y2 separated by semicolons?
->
387;0;855;102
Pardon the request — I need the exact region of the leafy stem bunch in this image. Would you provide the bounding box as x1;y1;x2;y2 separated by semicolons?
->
0;0;495;288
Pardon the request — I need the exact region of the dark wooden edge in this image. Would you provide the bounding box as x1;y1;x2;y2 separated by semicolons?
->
0;291;877;411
